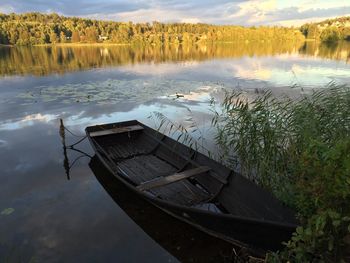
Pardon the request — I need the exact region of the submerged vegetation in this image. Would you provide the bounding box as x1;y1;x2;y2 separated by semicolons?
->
0;12;304;46
154;85;350;262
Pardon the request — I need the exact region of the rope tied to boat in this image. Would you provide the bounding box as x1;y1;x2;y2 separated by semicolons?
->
59;118;88;148
59;118;92;180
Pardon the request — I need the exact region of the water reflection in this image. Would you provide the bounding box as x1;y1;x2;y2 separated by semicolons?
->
0;41;349;78
59;119;92;180
55;124;247;262
0;41;345;77
89;155;238;263
299;41;350;62
0;120;180;263
1;39;350;262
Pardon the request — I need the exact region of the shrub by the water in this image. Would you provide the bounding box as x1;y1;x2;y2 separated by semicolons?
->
212;85;350;262
320;27;341;43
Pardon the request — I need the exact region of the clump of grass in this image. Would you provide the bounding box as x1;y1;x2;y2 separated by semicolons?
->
212;84;350;262
212;84;349;195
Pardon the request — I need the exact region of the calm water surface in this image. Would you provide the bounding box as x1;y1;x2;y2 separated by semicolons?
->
0;41;350;262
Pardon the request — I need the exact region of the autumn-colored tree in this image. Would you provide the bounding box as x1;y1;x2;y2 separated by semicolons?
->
320;27;341;42
307;24;320;39
49;32;58;44
85;26;98;42
0;12;314;46
72;31;80;43
60;31;66;43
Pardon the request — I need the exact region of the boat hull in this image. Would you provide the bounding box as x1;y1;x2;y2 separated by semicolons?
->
86;120;297;251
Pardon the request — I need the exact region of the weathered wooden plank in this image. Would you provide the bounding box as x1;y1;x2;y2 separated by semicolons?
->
90;125;144;137
118;155;177;184
150;180;210;206
143;132;227;186
137;166;211;191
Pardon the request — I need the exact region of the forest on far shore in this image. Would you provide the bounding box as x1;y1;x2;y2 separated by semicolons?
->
0;12;305;45
301;16;350;42
1;13;349;46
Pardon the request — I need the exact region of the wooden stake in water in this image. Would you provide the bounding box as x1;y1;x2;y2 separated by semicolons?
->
59;118;70;180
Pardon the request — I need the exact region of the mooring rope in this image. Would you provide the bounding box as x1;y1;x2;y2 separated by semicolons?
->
59;118;93;180
64;126;85;138
59;118;88;148
67;135;87;148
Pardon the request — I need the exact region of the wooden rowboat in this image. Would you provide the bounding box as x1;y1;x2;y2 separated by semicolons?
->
85;120;298;250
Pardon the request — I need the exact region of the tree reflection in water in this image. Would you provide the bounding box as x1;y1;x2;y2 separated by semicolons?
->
59;118;91;180
3;41;349;77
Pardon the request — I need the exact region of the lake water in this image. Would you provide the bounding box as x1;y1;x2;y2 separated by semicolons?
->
0;41;350;262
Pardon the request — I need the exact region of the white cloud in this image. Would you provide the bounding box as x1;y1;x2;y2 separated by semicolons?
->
0;114;57;131
277;14;350;26
181;18;201;24
297;0;349;12
226;0;278;24
0;4;14;13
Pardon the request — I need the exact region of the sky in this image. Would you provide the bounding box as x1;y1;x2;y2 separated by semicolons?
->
0;0;350;26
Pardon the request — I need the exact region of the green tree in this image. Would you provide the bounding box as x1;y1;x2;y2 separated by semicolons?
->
0;29;9;44
307;24;319;39
320;27;341;42
341;27;350;40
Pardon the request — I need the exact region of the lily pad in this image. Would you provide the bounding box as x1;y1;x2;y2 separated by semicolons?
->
1;208;15;215
16;78;225;106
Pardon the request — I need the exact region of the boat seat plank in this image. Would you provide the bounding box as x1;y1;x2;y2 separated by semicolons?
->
98;134;158;161
108;144;147;160
90;125;144;137
137;166;211;191
118;155;177;184
150;180;210;206
117;154;211;206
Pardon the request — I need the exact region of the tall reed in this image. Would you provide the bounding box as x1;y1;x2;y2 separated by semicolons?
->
212;84;350;262
212;84;350;204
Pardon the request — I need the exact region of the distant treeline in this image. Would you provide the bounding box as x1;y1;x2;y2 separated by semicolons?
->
0;12;305;46
301;16;350;42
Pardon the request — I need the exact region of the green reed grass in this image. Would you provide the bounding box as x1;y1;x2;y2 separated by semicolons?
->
212;84;350;203
212;84;350;262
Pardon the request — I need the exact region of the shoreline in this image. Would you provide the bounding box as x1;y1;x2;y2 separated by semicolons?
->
2;40;305;48
1;39;344;48
0;42;132;47
34;42;131;47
